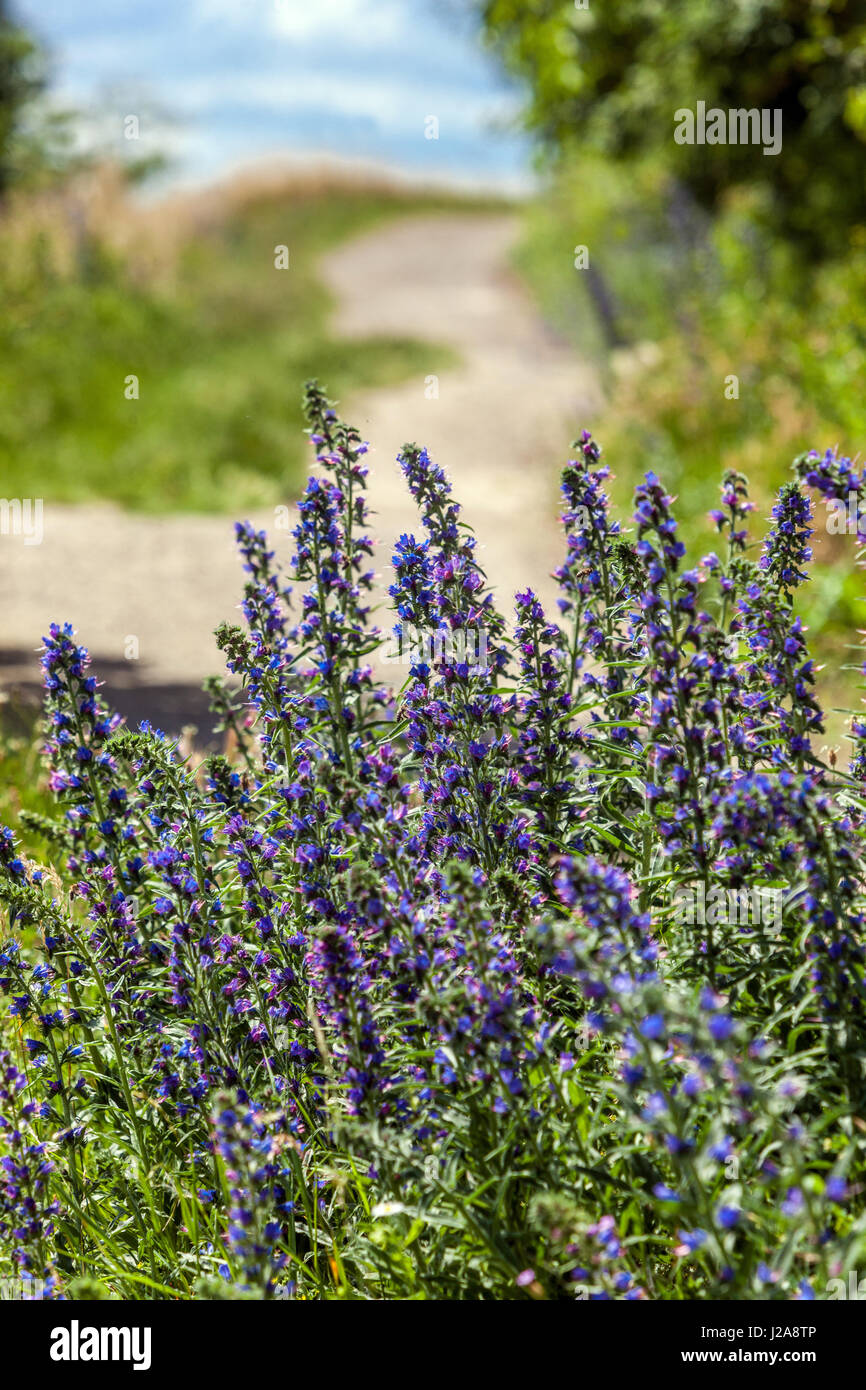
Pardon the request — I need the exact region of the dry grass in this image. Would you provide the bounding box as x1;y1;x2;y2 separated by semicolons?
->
2;157;488;287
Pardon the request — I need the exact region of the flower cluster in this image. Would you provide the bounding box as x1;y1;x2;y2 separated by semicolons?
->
0;385;863;1301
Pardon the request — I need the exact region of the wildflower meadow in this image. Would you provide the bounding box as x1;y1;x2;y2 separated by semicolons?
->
2;382;865;1304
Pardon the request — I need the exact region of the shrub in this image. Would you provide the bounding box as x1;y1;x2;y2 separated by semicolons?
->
1;383;865;1300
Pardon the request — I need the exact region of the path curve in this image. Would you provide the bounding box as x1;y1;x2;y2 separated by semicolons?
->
0;211;599;724
320;211;600;630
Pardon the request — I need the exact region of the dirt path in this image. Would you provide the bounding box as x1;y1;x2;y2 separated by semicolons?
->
321;212;600;621
1;211;599;726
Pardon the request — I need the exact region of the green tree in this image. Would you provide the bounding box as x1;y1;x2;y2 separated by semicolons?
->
0;1;45;195
481;0;866;256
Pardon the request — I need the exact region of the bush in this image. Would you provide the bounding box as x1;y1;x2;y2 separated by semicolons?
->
1;384;865;1300
480;0;866;259
515;158;866;658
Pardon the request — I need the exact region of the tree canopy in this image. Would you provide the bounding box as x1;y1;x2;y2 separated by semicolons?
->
0;1;45;194
480;0;866;255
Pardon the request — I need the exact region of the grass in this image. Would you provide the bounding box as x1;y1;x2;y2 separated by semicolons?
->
0;697;55;854
513;155;866;737
0;183;503;513
518;158;866;526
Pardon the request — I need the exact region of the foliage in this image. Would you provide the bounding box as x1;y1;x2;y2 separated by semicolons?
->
515;154;866;676
0;698;56;860
1;387;866;1300
0;4;86;194
480;0;866;258
0;186;472;512
0;0;44;194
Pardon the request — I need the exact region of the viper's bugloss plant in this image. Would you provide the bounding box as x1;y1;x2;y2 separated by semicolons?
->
2;384;866;1301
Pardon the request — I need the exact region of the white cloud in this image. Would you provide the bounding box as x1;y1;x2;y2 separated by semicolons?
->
271;0;406;46
19;0;529;188
151;70;519;136
192;0;406;46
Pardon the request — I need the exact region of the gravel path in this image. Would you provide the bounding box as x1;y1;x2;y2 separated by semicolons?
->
1;210;599;729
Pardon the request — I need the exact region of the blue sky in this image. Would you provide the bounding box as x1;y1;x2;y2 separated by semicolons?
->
14;0;531;191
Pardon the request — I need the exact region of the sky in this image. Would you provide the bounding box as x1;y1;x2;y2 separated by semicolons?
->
14;0;532;192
